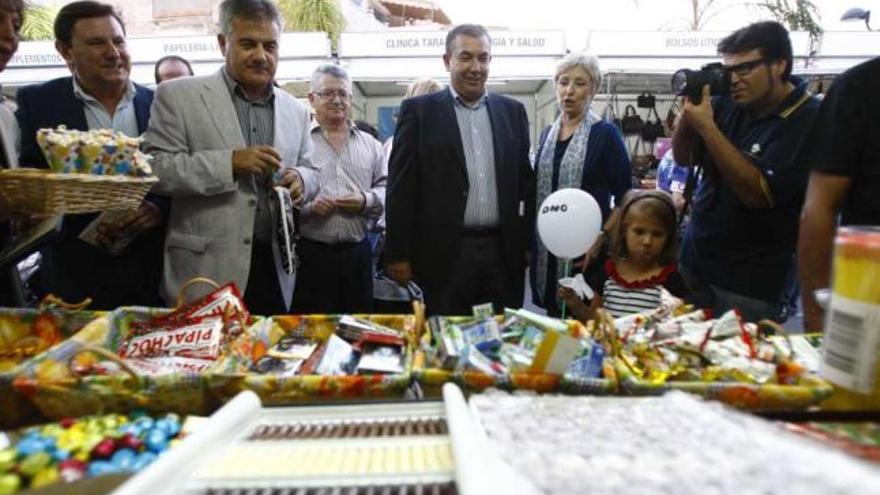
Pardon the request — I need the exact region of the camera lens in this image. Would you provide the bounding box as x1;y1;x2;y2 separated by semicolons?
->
671;69;690;96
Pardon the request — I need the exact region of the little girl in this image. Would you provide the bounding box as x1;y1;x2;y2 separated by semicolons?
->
559;190;688;322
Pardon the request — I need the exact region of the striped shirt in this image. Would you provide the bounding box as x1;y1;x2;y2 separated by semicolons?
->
588;260;685;318
602;278;664;318
220;68;275;245
221;68;275;147
300;121;387;244
449;87;499;228
72;77;138;137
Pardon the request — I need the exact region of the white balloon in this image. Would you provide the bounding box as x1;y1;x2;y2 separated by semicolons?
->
537;188;602;259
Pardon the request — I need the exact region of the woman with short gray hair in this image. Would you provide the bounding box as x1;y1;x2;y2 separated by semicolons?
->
531;52;632;316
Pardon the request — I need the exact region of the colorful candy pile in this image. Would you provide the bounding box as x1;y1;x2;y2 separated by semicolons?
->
0;411;182;494
35;126;152;176
601;290;806;385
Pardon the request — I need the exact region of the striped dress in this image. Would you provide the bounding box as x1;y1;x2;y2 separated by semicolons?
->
594;260;685;318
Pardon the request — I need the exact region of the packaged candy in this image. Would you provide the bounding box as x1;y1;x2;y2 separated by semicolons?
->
499;343;534;373
120;316;224;360
150;282;250;331
34;126;152;177
314;335;355;376
120;357;216;376
460;318;502;353
356;345;404;374
566;342;605;379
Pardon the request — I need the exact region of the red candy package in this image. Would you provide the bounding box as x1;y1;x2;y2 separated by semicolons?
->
150;282;250;329
120;316;224;360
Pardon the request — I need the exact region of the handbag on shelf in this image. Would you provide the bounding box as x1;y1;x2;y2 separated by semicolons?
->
621;104;644;136
640;106;665;142
637;91;656;109
602;92;622;132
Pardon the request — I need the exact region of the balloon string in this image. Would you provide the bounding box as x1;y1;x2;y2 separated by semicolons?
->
560;258;571;320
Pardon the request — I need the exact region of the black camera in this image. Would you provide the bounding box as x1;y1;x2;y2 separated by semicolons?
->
671;62;730;104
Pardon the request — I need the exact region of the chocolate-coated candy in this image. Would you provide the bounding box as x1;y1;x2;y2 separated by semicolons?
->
56;429;85;452
133;417;154;431
51;448;70;462
0;473;20;495
0;450;15;472
18;451;51;476
41;424;63;439
99;414;121;430
30;466;59;488
58;459;86;483
116;433;143;452
111;449;137;471
144;429;168;453
131;451;157;471
15;437;44;457
87;460;116;477
59;417;76;429
117;422;139;437
90;438;116;460
161;414;181;436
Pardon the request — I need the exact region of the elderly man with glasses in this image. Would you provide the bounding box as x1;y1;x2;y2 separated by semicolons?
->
672;21;820;323
291;64;386;314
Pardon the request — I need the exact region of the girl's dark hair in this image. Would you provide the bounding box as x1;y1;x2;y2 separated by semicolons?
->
610;190;678;266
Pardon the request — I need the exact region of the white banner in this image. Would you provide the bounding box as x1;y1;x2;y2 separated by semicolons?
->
818;32;880;57
339;30;566;58
587;31;812;58
9;32;330;68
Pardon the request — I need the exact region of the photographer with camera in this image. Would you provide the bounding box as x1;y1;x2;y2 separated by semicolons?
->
671;21;819;323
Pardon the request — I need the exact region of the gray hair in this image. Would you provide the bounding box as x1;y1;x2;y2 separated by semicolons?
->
218;0;282;36
555;52;602;94
310;63;352;92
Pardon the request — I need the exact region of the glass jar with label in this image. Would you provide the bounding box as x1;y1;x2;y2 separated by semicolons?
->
820;227;880;410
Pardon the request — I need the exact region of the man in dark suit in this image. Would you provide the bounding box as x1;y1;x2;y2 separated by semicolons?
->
15;1;166;309
385;24;535;315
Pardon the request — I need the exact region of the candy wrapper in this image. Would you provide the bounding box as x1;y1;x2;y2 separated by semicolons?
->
614;307;807;386
460;318;502;353
34;126;152;177
113;357;214;376
120;316;224;360
138;283;249;355
314;335;355;376
356;346;404;374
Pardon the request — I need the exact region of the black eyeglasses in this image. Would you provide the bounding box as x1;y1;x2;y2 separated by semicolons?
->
722;58;768;77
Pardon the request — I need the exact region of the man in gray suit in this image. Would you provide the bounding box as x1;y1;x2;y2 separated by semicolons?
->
143;0;318;315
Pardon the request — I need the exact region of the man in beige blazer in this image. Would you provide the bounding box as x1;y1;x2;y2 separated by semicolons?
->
143;0;318;314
